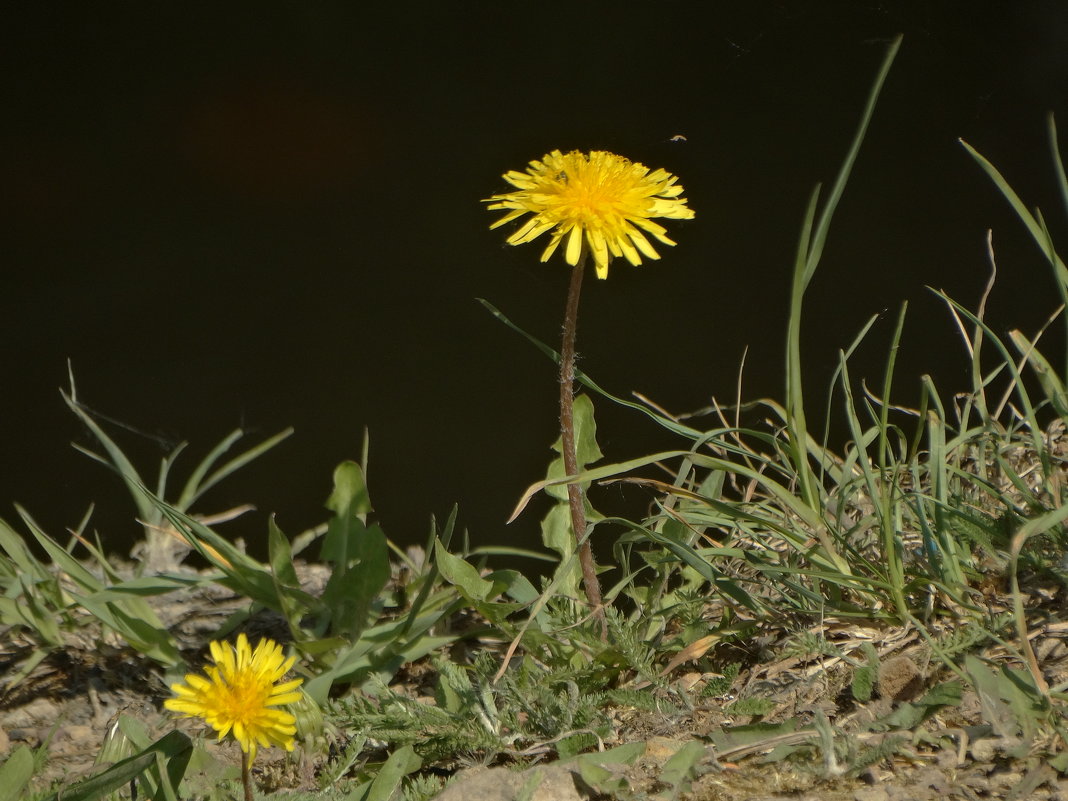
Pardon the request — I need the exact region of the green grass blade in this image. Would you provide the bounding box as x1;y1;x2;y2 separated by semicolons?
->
16;506;102;594
174;428;245;509
178;427;294;510
818;311;881;478
837;355;908;618
17;509;181;664
0;746;34;801
786;35;902;513
366;745;422;801
1050;113;1068;226
933;291;1047;467
154;441;188;502
0;517;51;580
785;188;823;509
41;730;192;801
477;297;704;440
959;138;1068;286
62;367;153;524
877;303;908;470
804;35;902;283
1008;329;1068;418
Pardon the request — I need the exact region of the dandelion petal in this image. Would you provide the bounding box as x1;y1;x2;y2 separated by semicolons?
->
483;149;693;279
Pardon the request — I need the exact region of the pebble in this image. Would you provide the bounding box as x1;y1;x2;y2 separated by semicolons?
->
853;788;889;801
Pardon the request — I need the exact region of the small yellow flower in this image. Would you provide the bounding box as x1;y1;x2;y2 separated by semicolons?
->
165;633;303;762
484;149;694;279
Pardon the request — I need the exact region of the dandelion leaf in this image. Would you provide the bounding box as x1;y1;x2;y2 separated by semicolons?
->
659;741;708;797
546;393;603;502
435;543;496;603
540;503;582;598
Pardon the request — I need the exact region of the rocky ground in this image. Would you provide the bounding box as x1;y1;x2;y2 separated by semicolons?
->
3;564;1068;800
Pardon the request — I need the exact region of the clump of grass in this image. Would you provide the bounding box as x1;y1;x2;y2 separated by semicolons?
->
589;104;1068;781
487;31;1068;773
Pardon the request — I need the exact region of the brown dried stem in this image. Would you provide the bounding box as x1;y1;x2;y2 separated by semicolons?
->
558;253;606;633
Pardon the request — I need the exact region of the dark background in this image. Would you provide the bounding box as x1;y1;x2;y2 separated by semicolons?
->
3;2;1068;565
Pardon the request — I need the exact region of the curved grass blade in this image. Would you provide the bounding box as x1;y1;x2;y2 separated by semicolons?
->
477;297;703;440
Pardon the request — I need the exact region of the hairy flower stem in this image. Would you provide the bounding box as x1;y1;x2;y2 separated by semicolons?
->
241;751;253;801
559;255;606;632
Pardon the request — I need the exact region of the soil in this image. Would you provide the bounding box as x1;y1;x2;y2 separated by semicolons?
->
3;561;1068;801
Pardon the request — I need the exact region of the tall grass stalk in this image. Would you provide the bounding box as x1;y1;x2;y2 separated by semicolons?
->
961;120;1068;376
784;35;901;536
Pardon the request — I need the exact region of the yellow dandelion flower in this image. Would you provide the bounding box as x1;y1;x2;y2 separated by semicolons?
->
165;633;303;762
484;149;694;279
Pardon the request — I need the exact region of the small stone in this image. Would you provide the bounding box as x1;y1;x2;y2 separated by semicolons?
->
934;746;960;769
677;672;704;692
1050;778;1068;801
0;698;60;729
910;767;951;795
57;725;95;746
970;737;998;762
6;728;39;746
969;734;1023;764
644;737;690;764
878;656;924;702
887;783;933;801
987;772;1024;792
853;787;890;801
434;764;582;801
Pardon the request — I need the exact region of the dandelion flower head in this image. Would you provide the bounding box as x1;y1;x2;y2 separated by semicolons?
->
165;633;303;761
484;149;694;279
